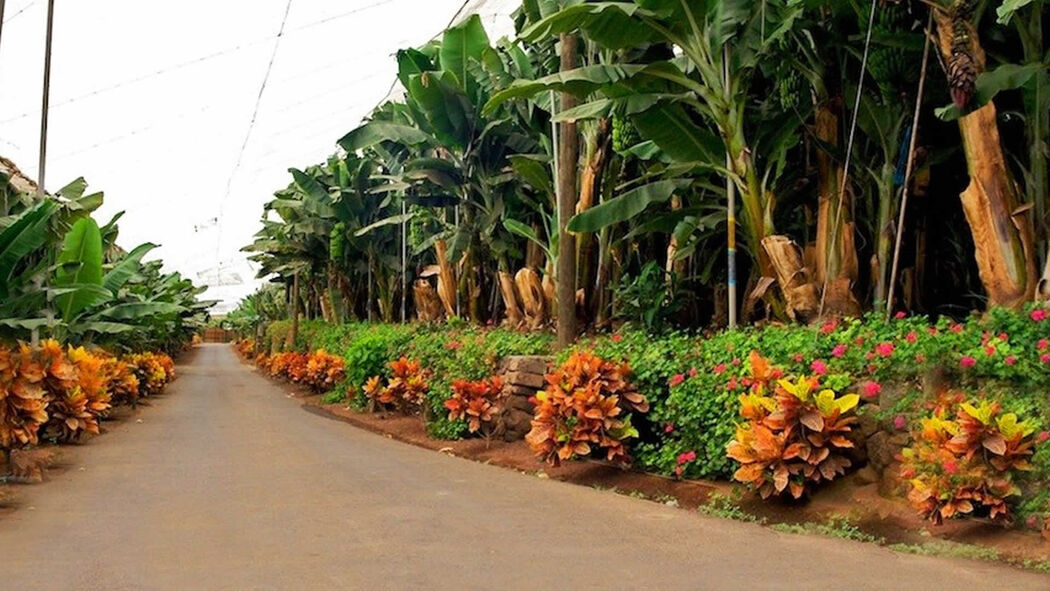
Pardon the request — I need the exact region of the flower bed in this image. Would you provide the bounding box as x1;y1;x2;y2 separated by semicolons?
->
237;305;1050;531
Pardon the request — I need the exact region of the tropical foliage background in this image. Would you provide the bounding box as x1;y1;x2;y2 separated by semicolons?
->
236;0;1049;338
0;157;212;354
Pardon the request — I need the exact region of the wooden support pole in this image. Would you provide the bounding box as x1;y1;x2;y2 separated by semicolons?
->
556;33;578;350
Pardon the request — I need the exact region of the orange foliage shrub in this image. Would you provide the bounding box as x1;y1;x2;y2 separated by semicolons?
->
726;352;860;499
525;352;649;466
444;376;502;436
364;357;430;415
902;396;1041;524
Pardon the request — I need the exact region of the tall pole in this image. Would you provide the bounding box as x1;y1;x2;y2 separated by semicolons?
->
724;46;737;329
0;0;7;55
401;198;407;323
38;0;56;192
556;33;579;350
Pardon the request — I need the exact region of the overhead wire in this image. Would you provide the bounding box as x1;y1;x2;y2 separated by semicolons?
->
0;0;400;125
213;0;295;278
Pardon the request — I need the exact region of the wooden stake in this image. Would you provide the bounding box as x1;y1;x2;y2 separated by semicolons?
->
556;34;579;350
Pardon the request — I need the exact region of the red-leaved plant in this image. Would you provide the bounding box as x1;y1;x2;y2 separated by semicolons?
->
364;357;430;415
444;376;503;437
525;352;649;466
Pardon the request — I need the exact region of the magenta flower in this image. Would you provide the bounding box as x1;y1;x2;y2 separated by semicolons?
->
793;354;804;363
874;342;895;357
984;345;996;357
611;333;623;343
1038;431;1050;444
905;331;918;344
713;363;726;375
951;324;964;334
960;356;977;368
674;466;683;477
894;311;906;319
1042;354;1050;365
863;382;882;399
832;344;848;358
893;415;907;430
664;423;675;434
810;360;827;376
669;373;685;387
1031;308;1048;322
820;320;838;334
688;367;698;377
1038;339;1049;351
1004;355;1017;366
676;450;697;465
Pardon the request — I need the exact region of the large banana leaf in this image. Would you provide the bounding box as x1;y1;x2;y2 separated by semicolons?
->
97;301;184;320
338;122;436;153
0;200;58;297
568;179;692;233
102;242;156;292
519;2;660;49
55;217;108;321
439;14;490;95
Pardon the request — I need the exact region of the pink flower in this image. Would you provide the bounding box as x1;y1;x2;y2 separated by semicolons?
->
1037;431;1050;444
664;423;675;434
998;332;1009;341
867;364;877;374
895;311;906;319
863;382;882;399
1031;308;1048;322
943;459;958;475
820;320;839;334
984;345;996;357
1038;339;1049;351
731;358;741;367
811;360;828;376
906;331;918;344
727;377;738;391
951;324;964;334
960;355;976;368
674;466;683;477
669;373;685;387
713;363;726;375
832;344;848;358
914;353;926;364
854;337;866;346
928;327;939;336
1004;355;1017;366
676;451;697;465
793;354;804;363
688;367;698;377
865;352;875;361
875;342;895;357
893;415;907;430
611;333;623;343
1042;354;1050;364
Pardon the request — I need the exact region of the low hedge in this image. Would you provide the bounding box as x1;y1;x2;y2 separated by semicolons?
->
271;306;1050;485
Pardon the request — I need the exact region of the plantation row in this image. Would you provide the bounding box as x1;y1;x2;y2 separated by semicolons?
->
0;158;209;472
241;0;1050;334
234;304;1050;532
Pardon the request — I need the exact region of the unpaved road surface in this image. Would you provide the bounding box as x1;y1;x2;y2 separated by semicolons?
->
1;344;1047;590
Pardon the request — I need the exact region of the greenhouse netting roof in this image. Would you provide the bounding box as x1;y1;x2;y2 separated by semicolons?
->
0;0;518;313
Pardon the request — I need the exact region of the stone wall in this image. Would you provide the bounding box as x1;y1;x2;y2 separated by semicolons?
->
496;355;549;442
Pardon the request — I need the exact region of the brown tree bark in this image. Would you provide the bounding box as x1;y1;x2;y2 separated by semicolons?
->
556;33;579;349
934;11;1037;308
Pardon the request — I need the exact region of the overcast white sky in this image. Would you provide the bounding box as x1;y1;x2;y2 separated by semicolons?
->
0;0;516;313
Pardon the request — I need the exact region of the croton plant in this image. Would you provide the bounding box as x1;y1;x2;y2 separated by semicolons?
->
444;376;503;437
525;352;649;466
726;352;860;499
902;396;1041;524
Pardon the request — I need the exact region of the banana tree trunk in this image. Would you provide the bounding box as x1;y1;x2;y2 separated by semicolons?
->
497;256;523;326
286;272;299;350
761;236;820;323
873;163;896;306
576;118;610;322
814;102;860;315
934;11;1037;308
433;239;457;318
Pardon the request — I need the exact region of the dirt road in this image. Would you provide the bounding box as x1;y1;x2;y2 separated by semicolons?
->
0;344;1046;590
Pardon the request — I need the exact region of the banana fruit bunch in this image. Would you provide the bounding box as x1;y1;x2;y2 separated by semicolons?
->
611;113;640;154
867;0;917;99
329;222;346;263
